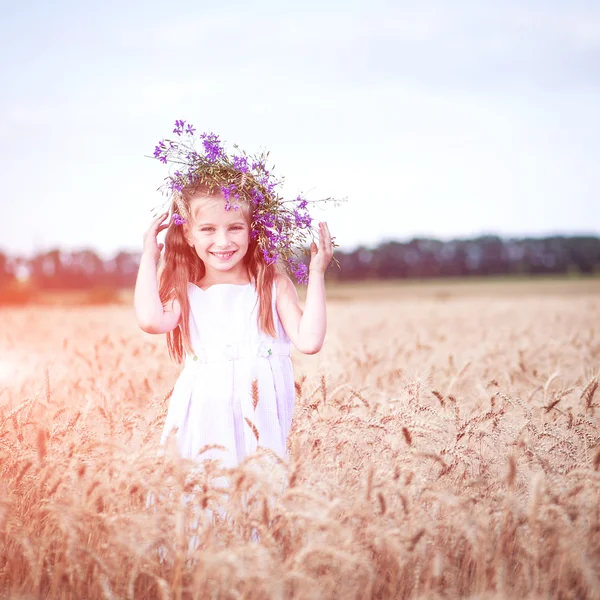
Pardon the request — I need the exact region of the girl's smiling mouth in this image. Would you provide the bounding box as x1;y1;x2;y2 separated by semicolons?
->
211;250;236;260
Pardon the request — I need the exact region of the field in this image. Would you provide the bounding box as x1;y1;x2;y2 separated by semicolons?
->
1;278;599;599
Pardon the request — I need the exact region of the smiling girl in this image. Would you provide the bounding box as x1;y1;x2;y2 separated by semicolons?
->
134;122;336;467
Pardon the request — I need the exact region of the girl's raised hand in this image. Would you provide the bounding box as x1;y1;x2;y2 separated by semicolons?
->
143;212;170;262
309;222;334;276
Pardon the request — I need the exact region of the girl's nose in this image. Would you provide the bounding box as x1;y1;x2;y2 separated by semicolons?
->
215;229;230;248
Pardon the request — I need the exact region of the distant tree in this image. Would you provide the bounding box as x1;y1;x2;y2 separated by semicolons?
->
67;249;107;288
107;251;141;287
372;242;410;279
0;252;15;285
29;249;65;289
7;235;600;289
475;236;507;276
565;236;600;274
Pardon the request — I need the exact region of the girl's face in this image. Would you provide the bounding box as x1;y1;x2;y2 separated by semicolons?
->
185;195;251;277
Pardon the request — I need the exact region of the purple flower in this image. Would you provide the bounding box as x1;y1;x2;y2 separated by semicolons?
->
173;119;186;136
296;196;308;210
153;140;167;159
294;209;312;229
224;200;240;211
168;178;183;192
290;260;308;285
200;132;225;162
220;184;241;210
172;213;186;226
262;249;277;265
221;184;235;201
185;123;196;136
186;150;201;163
232;155;249;173
250;188;265;205
169;176;183;192
258;212;275;228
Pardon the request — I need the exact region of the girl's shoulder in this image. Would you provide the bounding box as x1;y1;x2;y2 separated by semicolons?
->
274;273;301;307
274;273;296;295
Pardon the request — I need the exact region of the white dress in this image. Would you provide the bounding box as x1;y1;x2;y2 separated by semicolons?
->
160;281;295;468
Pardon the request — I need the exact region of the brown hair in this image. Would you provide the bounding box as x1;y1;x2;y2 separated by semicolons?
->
158;181;278;363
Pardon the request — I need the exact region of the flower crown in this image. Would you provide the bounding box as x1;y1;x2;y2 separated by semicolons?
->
153;120;339;283
150;120;343;284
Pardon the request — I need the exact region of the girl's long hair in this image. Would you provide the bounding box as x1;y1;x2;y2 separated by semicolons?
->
158;182;278;363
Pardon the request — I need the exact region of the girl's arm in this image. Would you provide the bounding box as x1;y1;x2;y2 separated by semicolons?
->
276;222;333;355
134;212;181;334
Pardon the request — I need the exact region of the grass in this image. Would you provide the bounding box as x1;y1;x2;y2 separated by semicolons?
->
0;279;599;599
319;274;600;301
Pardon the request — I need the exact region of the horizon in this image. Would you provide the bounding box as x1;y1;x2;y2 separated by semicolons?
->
2;231;600;262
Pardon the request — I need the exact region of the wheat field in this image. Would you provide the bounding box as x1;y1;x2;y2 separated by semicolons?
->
1;278;599;599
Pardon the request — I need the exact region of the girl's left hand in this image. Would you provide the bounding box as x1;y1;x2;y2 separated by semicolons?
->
309;222;334;275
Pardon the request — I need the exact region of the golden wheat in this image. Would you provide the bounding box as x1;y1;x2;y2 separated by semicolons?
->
0;280;598;599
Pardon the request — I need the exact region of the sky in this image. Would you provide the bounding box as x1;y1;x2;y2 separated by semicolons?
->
1;0;599;258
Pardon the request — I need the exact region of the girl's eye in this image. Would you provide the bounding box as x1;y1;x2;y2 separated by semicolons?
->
200;227;214;232
230;226;244;231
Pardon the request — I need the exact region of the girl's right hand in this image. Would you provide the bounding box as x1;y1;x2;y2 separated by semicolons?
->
143;212;170;262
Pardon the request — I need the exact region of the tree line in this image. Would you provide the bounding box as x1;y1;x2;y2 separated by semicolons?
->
0;235;598;291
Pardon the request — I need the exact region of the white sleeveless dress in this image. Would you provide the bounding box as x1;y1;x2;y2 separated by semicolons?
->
160;281;295;468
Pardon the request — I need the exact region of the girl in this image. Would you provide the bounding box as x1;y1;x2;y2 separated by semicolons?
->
134;124;334;468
